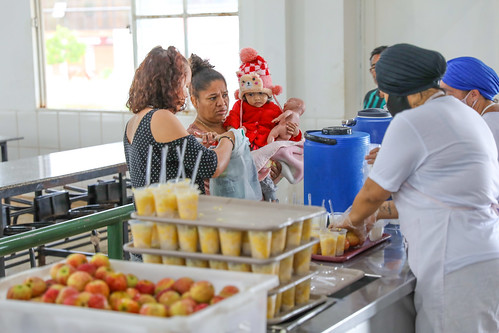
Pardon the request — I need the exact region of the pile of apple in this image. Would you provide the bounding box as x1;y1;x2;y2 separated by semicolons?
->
5;253;239;317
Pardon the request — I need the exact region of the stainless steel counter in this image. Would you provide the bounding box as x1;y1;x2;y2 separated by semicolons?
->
291;223;416;332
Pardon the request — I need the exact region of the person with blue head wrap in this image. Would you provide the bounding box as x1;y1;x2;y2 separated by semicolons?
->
441;57;499;159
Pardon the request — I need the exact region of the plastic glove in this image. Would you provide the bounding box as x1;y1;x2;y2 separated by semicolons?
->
329;207;378;244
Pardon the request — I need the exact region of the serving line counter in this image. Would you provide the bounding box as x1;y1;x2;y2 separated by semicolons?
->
287;223;416;333
0;142;128;276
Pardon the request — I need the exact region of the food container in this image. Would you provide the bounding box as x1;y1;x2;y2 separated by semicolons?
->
251;262;280;276
218;228;242;256
151;183;177;218
162;256;185;266
293;246;312;275
267;294;277;319
197;226;220;254
208;260;228;270
0;259;278;333
156;223;179;251
278;254;294;284
129;220;154;248
176;187;201;220
281;286;295;312
285;221;303;248
142;254;162;264
319;228;339;256
334;228;347;256
270;227;287;256
132;187;156;216
248;230;272;259
369;219;388;241
294;278;311;305
177;225;199;253
185;258;209;268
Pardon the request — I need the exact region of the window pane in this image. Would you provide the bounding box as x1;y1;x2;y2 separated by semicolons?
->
41;0;133;110
135;18;185;63
187;16;239;102
136;0;183;16
187;0;238;14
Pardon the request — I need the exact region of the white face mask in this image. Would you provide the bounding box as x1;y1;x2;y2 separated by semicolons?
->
460;91;477;108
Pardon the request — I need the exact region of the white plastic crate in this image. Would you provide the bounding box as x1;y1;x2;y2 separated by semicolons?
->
0;259;278;333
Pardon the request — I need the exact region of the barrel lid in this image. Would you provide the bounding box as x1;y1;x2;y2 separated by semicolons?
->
357;108;391;118
305;127;369;146
322;126;351;135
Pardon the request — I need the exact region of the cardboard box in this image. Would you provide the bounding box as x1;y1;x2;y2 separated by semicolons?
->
0;259;278;333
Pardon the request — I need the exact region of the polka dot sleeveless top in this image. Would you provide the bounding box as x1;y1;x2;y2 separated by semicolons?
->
123;109;218;194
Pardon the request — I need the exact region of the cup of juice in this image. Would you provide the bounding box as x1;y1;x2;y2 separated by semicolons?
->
176;187;201;220
156;223;179;250
285;221;303;248
248;230;272;259
293;246;312;275
198;226;220;254
319;228;339;256
281;287;295;312
251;262;279;276
151;183;177;218
275;292;282;316
301;218;312;242
151;223;160;249
177;225;199;252
142;254;162;264
295;279;311;305
334;228;347;256
162;256;185;266
267;294;277;319
209;260;228;270
227;262;251;272
270;227;287;256
219;228;242;256
186;259;209;268
310;228;321;254
241;232;252;256
278;254;294;283
132;187;155;216
129;220;153;248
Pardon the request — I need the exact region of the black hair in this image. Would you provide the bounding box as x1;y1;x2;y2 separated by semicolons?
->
370;45;389;61
188;54;227;99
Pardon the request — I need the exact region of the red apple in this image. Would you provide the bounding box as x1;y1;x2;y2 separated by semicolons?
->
105;272;127;292
109;291;131;310
154;277;174;295
6;284;32;300
55;264;76;285
41;284;63;303
89;253;110;268
115;298;140;313
210;295;225;305
55;286;79;304
67;271;93;292
169;299;195;316
94;266;113;280
135;293;157;306
126;287;140;299
23;276;47;297
136;279;155;295
219;285;239;298
77;263;98;276
172;277;194;295
44;279;57;288
190;281;214;303
194;303;209;312
139;303;168;317
64;291;92;307
88;293;110;309
126;273;139;288
66;253;88;268
84;279;110;298
49;262;65;280
157;290;181;306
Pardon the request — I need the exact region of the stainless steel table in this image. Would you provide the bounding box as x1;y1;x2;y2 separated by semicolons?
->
0;136;23;162
289;223;416;332
0;142;128;276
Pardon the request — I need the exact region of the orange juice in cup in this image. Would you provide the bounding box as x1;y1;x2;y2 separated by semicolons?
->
156;223;179;250
320;229;339;256
209;260;228;270
293;246;312;275
241;232;252;256
248;230;272;259
227;262;251;272
275;292;282;316
176;187;201;220
251;262;279;276
270;227;287;256
132;187;155;216
311;228;321;254
142;254;162;264
198;226;220;254
286;221;303;248
335;228;347;256
162;256;185;266
219;228;242;256
281;287;295;312
301;218;312;242
267;294;277;319
295;279;311;305
177;225;199;252
278;254;294;283
129;220;153;248
152;183;177;218
186;259;209;268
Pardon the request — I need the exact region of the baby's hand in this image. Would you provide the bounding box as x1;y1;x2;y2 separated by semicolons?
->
286;122;299;137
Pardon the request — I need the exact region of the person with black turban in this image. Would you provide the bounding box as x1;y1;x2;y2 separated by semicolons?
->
440;56;499;160
333;44;499;333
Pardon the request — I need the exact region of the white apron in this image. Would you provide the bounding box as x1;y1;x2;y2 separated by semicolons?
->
394;183;499;333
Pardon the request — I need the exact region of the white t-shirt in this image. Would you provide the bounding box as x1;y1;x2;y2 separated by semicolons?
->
483;111;499;160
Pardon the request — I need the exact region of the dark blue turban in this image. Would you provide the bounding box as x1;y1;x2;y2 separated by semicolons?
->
376;43;447;96
442;57;499;101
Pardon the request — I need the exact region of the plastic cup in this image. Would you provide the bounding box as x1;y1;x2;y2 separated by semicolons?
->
186;259;209;268
281;287;295;312
368;220;386;241
227;262;251;272
142;254;162;264
310;214;327;229
133;187;156;216
286;221;303;248
209;260;228;270
176;187;201;220
278;254;294;284
241;232;252;256
177;225;199;252
129;220;154;248
301;219;312;242
310;229;321;254
151;223;160;249
295;279;311;305
156;223;179;250
275;292;282;316
251;262;279;276
335;228;347;256
248;230;272;259
162;256;185;266
198;226;220;254
219;228;242;256
319;229;339;256
267;294;277;319
293;246;312;275
151;183;177;218
270;227;287;256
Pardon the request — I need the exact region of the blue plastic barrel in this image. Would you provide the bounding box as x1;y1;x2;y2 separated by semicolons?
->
304;126;369;213
345;108;392;144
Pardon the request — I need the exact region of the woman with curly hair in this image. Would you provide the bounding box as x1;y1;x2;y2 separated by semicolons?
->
123;46;235;193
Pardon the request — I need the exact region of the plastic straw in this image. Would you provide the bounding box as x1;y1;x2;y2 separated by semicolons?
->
328;199;334;215
308;193;312;206
175;146;183;181
159;146;168;183
190;150;203;185
180;138;187;179
145;145;153;186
